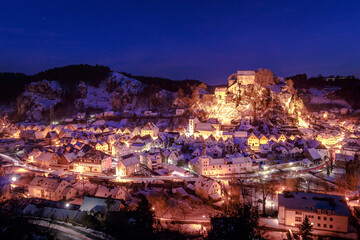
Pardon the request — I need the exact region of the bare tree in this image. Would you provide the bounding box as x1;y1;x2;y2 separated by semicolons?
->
256;180;277;216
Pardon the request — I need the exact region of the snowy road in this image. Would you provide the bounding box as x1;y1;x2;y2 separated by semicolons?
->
1;152;328;184
28;218;110;240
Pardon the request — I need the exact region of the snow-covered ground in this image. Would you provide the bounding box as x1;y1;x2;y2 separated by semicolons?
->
308;87;351;107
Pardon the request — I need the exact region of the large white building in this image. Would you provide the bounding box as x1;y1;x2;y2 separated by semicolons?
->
278;192;350;233
190;154;253;176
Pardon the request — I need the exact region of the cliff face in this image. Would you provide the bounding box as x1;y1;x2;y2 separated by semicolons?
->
16;80;62;121
9;67;320;124
192;75;308;125
13;72;177;122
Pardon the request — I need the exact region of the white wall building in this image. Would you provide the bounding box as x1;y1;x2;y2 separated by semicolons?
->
278;192;350;233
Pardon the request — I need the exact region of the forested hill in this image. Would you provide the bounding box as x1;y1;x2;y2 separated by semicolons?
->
120;72;202;95
287;74;360;109
0;64;110;103
0;64;204;103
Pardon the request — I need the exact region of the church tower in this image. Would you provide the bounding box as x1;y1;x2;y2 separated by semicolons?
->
189;116;194;135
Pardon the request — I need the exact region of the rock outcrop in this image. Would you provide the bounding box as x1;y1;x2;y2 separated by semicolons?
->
16;80;62;121
77;81;87;98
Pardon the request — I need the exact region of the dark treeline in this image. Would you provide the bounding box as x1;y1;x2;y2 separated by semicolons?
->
0;72;31;103
287;74;360;109
0;64;111;103
31;64;111;95
120;72;203;95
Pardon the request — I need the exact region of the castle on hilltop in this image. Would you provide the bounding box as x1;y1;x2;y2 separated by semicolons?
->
214;70;255;100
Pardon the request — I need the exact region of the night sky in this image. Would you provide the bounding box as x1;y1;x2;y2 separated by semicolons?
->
1;1;359;85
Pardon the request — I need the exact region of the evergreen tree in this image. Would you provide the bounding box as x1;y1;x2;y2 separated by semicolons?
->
345;154;360;190
298;216;313;240
136;195;155;234
209;202;262;240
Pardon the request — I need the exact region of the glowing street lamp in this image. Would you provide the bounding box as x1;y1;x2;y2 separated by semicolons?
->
11;176;17;182
65;203;70;208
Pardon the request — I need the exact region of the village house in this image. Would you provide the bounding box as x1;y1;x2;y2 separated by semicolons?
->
247;133;260;150
207;145;223;158
191;148;202;158
112;141;131;158
277;134;287;143
278;192;350;233
116;154;141;177
28;176;77;201
303;148;322;165
130;143;146;153
224;138;234;154
19;130;36;141
59;152;77;165
95;185;127;200
132;127;142;137
141;122;159;138
94;141;109;152
146;152;163;169
205;135;217;148
168;149;184;165
151;137;164;149
45;131;59;145
27;148;42;162
300;158;313;168
33;151;61;168
73;149;112;173
194;176;222;201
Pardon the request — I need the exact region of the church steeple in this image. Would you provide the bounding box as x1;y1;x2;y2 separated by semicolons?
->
189;115;195;135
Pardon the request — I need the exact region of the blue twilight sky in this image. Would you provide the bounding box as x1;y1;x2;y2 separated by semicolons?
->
0;0;359;85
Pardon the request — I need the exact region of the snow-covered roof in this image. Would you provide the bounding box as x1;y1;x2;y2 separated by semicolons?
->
306;148;321;160
278;192;350;217
95;185;125;199
120;154;140;167
29;176;70;192
301;158;312;165
79;196;122;212
35;151;57;162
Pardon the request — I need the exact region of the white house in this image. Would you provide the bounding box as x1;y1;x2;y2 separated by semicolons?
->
194;176;222;200
116;154;141;177
278;192;350;233
28;176;77;201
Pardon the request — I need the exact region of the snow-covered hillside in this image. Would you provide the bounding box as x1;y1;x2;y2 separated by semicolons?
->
299;87;352;109
14;72;176;122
